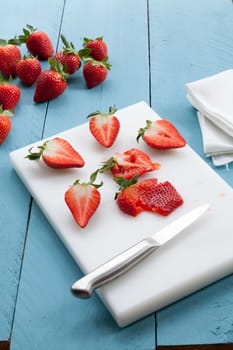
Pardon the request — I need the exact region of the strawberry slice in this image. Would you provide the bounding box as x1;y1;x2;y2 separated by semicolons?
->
87;105;120;147
95;148;159;180
137;119;186;149
25;137;85;169
137;180;184;216
65;176;102;228
115;177;183;217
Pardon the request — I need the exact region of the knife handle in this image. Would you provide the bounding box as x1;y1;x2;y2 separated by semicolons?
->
71;237;159;298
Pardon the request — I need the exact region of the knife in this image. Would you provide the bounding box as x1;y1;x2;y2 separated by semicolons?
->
71;203;209;299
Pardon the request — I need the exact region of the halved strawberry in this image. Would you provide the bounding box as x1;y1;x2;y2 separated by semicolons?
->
115;177;183;217
137;119;186;149
65;175;102;228
25;137;85;169
87;105;120;147
95;148;159;180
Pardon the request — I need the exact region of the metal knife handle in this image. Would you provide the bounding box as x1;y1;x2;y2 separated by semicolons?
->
71;237;159;298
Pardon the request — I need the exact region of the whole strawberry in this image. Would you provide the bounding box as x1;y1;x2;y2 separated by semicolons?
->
19;24;54;60
16;56;41;86
33;58;69;103
0;107;13;145
0;39;21;77
83;36;108;61
83;57;111;89
53;34;90;75
0;76;21;110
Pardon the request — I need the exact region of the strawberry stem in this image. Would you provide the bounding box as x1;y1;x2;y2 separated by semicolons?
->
136;120;152;143
83;56;111;70
0;105;14;117
72;174;103;189
18;24;37;43
114;175;138;199
86;105;117;119
48;58;70;80
25;141;48;160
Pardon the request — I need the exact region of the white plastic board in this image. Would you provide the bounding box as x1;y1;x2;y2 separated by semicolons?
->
10;102;233;327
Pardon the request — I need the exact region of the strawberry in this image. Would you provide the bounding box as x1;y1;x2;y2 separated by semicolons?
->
0;76;21;110
33;58;69;103
0;107;13;145
53;34;90;75
18;24;54;60
137;119;186;150
83;57;111;89
87;105;120;147
16;56;41;86
0;39;21;77
65;174;102;228
83;36;108;61
115;177;183;217
94;148;159;180
25;137;85;169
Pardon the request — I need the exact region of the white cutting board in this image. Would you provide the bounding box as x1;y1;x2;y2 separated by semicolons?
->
10;101;233;327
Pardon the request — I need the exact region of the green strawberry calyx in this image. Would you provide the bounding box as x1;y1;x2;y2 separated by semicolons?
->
114;176;138;199
48;58;70;80
83;56;111;70
60;34;90;58
72;173;103;189
0;37;21;46
136;120;152;143
0;105;14;117
86;105;117;119
83;36;104;46
18;24;37;43
25;140;48;160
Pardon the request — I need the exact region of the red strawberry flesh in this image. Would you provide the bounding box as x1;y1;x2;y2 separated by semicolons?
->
111;148;159;180
138;119;186;149
65;182;101;228
42;138;85;168
116;178;183;217
89;114;120;147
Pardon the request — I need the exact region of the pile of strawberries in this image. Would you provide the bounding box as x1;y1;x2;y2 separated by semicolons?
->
0;24;111;145
26;105;186;228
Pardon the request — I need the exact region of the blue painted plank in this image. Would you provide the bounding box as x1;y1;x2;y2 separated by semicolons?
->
11;0;155;349
0;0;65;341
149;0;233;345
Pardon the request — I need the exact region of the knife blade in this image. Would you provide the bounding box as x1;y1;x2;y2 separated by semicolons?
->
71;203;209;298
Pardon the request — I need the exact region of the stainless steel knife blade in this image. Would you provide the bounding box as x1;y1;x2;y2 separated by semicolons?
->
71;203;209;298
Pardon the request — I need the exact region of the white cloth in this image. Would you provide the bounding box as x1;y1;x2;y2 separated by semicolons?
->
186;70;233;166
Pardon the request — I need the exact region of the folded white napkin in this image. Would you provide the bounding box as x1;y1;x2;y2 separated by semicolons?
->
186;70;233;166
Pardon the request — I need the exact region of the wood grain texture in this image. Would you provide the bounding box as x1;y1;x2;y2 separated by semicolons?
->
157;345;233;350
149;0;233;346
10;0;155;349
0;0;65;341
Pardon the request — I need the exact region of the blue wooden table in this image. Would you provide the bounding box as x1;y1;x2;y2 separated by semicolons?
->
1;1;233;349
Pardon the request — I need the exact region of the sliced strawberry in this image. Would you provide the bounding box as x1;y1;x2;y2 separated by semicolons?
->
137;180;184;216
87;105;120;147
25;137;85;169
115;178;183;217
96;148;159;180
65;177;102;228
137;119;186;150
